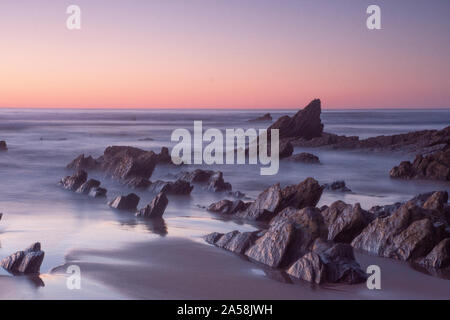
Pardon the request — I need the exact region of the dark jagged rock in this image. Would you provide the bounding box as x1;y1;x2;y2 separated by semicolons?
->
269;99;324;140
288;153;320;164
205;230;260;254
123;177;151;189
279;141;294;159
89;187;107;198
206;171;232;192
67;154;98;170
368;203;403;220
108;193;140;211
59;170;87;191
245;207;328;268
207;199;248;215
232;178;323;222
148;179;193;195
248;113;272;122
0;141;7;151
390;149;450;181
176;169;215;183
279;178;323;212
351;203;447;262
76;179;101;194
156;147;173;164
417;238;450;269
323;181;351;192
320;201;370;243
1;243;45;274
136;192;168;218
292;126;450;155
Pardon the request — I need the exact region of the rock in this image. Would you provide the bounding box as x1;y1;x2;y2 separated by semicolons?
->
287;239;366;284
123;177;151;189
269;99;324;140
206;171;232;192
280;178;323;211
76;179;101;194
418;238;450;269
320;201;370;243
368;203;403;220
245;207;327;268
351;204;445;261
288;153;320;164
207;200;248;215
205;231;260;254
423;191;448;212
138;137;154;141
323;181;351;192
89;187;107;198
176;169;215;183
108;193;140;211
1;243;45;274
0;141;7;151
228;191;245;199
59;170;88;191
279;141;294;159
67;154;97;170
136;192;168;218
156;147;172;164
237;184;282;221
291;126;450;155
148;179;193;195
390;149;450;181
248;113;272;122
0;213;2;221
235;178;323;222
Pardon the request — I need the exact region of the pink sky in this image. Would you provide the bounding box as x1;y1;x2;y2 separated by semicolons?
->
1;0;449;109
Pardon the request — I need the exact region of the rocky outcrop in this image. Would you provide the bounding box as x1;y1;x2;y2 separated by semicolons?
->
123;177;151;189
269;99;324;140
292;126;450;155
418;238;450;269
320;201;370;243
248;113;272;122
136;192;168;218
67;146;176;183
287;239;366;284
279;178;323;212
89;187;107;198
176;169;232;193
1;243;45;274
76;179;101;194
205;206;366;285
323;181;351;192
108;193;140;211
148;179;193;195
0;141;7;151
351;195;449;263
59;170;87;191
279;141;294;159
206;172;232;192
390;149;450;181
288;153;320;164
207;200;249;215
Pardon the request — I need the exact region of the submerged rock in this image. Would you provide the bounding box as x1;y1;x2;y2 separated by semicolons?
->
108;193;140;211
279;141;294;159
320;201;370;243
207;199;248;215
76;179;101;194
89;187;107;198
269;99;324;140
390;149;450;181
288;153;320;164
59;170;88;191
205;230;260;254
1;243;45;274
148;179;193;195
0;141;7;151
176;169;215;183
136;192;168;218
123;177;151;189
206;171;232;192
248;113;272;122
323;181;351;192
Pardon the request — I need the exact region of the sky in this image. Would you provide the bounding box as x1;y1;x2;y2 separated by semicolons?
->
0;0;449;109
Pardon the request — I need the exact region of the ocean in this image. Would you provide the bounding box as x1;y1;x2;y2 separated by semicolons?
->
0;108;449;299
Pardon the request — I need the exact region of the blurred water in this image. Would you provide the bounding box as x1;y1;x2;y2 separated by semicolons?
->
0;108;449;299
